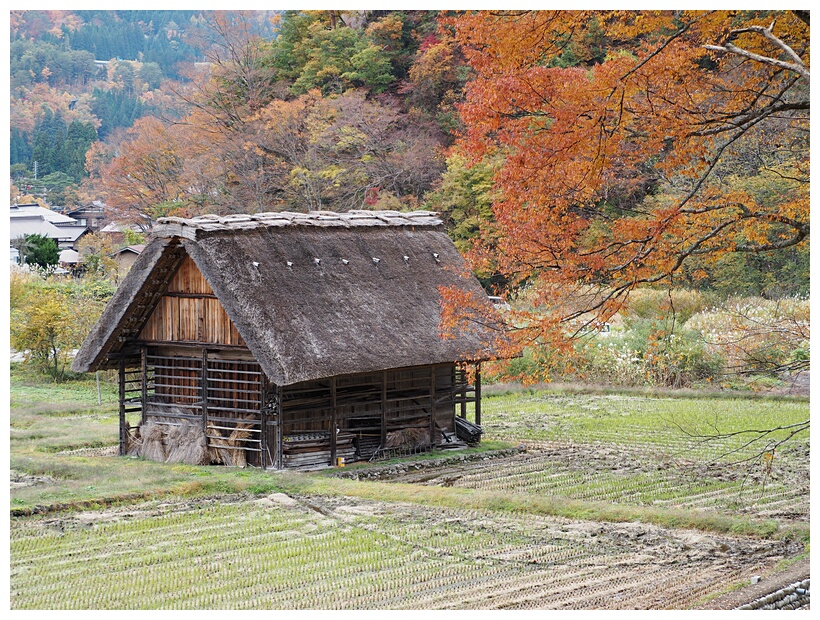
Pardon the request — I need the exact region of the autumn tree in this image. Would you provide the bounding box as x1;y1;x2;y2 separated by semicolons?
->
10;272;109;381
271;11;397;96
445;10;809;357
402;28;469;136
251;89;445;211
184;11;279;127
77;232;120;281
11;286;77;380
426;153;498;257
95;116;189;225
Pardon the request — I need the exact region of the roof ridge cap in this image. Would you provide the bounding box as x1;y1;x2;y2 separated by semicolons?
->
154;210;442;236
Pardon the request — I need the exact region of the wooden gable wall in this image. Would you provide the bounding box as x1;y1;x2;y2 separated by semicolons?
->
138;255;245;346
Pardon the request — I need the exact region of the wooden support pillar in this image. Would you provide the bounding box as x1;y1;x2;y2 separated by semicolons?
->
475;362;482;427
118;359;126;456
276;385;283;470
381;370;387;449
459;364;466;419
201;349;208;433
429;365;436;447
260;375;268;470
330;377;338;466
140;347;148;425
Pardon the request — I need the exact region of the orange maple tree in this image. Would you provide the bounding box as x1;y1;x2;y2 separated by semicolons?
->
95;117;189;223
443;10;809;357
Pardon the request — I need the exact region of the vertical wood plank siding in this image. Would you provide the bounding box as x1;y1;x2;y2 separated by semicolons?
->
138;256;245;346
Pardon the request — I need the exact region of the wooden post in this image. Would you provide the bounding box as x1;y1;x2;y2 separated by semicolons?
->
475;362;482;427
381;370;387;449
330;377;337;466
458;364;466;419
140;347;148;425
429;365;436;448
201;349;208;433
276;385;283;470
118;359;126;456
260;375;268;470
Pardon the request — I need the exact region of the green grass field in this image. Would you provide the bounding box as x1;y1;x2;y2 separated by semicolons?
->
9;365;810;609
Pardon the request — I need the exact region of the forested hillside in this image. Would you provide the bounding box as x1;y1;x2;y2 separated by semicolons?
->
9;9;810;329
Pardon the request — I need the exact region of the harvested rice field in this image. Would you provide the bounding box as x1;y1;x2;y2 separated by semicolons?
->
9;371;810;610
380;441;810;523
9;494;802;610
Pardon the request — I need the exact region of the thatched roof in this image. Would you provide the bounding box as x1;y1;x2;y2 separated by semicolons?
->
73;210;504;385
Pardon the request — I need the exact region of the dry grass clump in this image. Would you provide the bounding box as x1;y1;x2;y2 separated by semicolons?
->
140;421;168;462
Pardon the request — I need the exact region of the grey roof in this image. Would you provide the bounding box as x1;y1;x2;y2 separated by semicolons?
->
10;204;77;224
72;211;505;384
9;215;66;241
151;209;444;238
113;244;145;255
53;225;89;242
59;249;80;264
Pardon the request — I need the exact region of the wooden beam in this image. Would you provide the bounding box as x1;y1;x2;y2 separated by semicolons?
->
459;364;466;419
140;346;147;426
162;292;218;299
260;375;268;469
137;340;249;351
201;349;208;433
277;385;283;470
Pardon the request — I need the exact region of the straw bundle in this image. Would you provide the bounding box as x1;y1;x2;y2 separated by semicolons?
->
165;420;209;465
124;421;142;456
385;427;431;450
224;422;253;467
206;423;227;465
140;422;167;462
206;420;253;467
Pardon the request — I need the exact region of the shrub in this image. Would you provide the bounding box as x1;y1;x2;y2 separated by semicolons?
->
624;288;709;325
687;296;810;376
486;292;806;390
10;273;108;381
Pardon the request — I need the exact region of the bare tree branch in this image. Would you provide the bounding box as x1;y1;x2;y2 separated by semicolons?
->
704;22;810;82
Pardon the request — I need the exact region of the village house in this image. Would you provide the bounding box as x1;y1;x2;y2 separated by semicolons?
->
111;244;145;272
72;210;502;469
66;202;106;232
9;203;91;265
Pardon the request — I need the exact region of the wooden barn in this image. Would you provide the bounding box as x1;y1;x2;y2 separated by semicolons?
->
72;210;503;469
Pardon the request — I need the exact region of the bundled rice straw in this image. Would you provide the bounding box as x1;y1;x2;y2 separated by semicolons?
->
385;427;431;450
207;423;228;465
206;420;253;467
165;420;209;465
140;422;167;462
225;422;252;467
124;421;142;457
